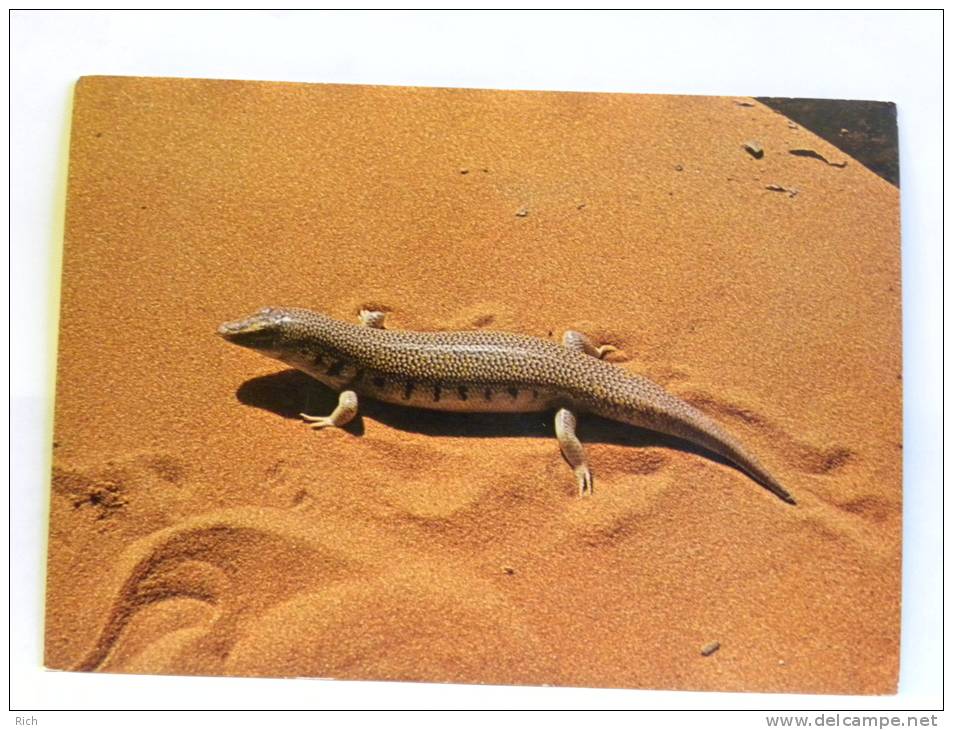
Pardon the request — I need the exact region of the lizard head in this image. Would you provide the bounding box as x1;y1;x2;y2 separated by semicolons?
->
219;307;341;372
217;307;289;356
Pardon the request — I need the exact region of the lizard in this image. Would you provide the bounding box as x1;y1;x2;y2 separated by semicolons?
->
218;307;795;504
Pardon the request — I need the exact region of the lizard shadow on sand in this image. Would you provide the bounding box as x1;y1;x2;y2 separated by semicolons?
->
235;369;728;466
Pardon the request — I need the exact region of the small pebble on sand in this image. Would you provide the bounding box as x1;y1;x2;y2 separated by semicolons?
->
743;141;764;159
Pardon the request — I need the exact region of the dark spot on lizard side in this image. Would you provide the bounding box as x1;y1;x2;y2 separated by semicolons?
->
403;380;415;400
373;376;386;388
457;386;469;401
326;361;345;377
350;368;365;385
433;384;442;402
507;387;519;400
484;388;493;401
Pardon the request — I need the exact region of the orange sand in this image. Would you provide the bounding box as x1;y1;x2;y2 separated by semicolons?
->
46;77;902;693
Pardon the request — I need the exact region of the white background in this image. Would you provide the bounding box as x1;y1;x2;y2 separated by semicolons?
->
8;9;944;724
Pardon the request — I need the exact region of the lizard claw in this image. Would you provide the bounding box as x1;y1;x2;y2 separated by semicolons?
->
596;345;619;359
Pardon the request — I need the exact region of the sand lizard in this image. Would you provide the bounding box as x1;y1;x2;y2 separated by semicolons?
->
218;307;794;504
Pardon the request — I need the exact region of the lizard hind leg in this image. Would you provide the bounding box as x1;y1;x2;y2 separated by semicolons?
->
359;310;387;328
300;390;359;429
562;330;617;359
555;407;593;496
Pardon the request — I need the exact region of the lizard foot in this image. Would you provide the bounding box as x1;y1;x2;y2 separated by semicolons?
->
299;413;336;429
562;330;620;360
576;465;593;497
298;391;359;430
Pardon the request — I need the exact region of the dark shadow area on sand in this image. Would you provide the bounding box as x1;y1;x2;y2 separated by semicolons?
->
236;368;739;470
757;97;899;186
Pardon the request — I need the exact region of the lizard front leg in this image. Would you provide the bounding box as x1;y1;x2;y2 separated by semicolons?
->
300;390;359;429
562;330;617;359
555;407;593;496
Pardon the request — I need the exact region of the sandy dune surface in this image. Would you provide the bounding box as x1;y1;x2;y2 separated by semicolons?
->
46;77;901;693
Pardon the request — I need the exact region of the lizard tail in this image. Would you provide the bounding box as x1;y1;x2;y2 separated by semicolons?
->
595;381;796;505
661;407;797;505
